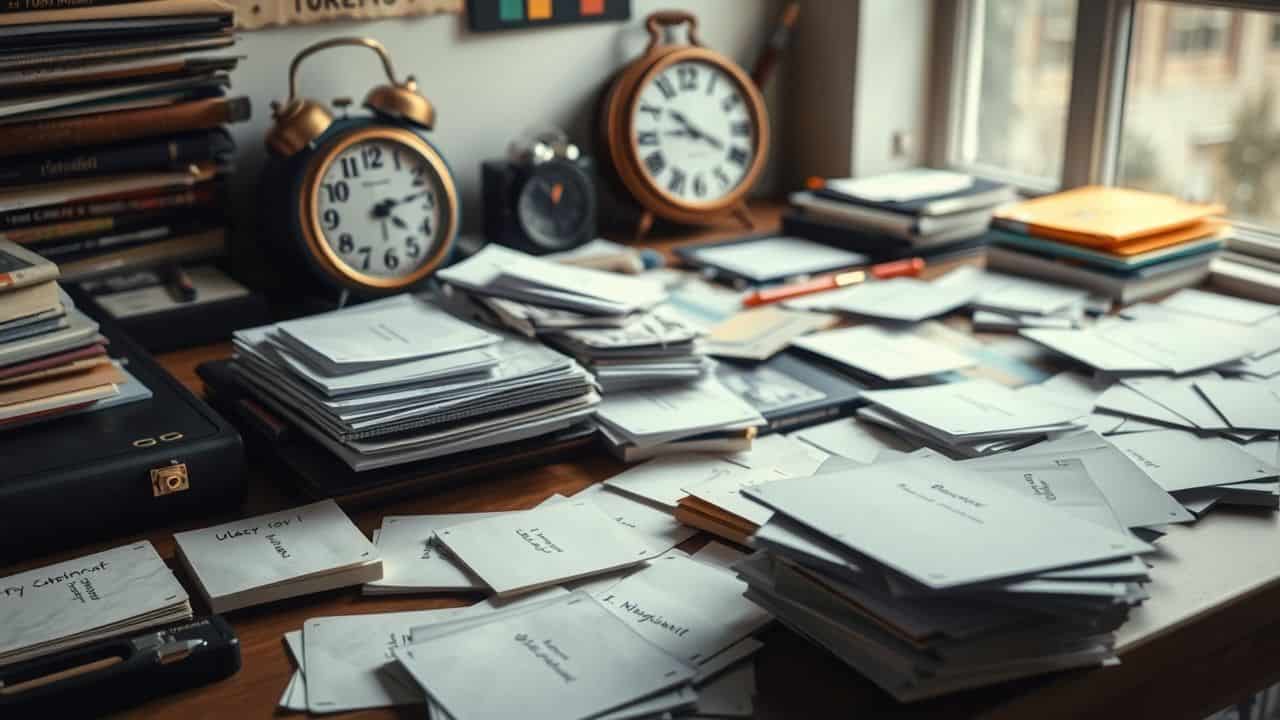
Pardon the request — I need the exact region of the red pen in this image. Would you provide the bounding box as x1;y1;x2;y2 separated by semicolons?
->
742;257;925;307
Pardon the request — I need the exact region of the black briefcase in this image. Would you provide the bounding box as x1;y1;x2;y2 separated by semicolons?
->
0;321;245;563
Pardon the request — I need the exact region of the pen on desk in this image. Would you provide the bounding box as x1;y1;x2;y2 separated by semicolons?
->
164;265;197;303
742;257;925;307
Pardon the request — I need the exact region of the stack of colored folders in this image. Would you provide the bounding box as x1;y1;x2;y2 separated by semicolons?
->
0;0;249;286
986;186;1229;304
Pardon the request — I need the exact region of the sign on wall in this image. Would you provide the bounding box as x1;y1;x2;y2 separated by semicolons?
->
231;0;462;30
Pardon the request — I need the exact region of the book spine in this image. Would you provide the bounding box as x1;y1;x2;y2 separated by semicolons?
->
0;0;151;12
0;131;231;187
0;262;57;290
59;228;226;282
0;97;250;159
0;185;219;231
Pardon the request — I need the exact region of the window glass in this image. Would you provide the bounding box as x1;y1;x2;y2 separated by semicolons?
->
1119;1;1280;227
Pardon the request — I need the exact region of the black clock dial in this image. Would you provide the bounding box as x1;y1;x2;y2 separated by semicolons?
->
516;161;593;250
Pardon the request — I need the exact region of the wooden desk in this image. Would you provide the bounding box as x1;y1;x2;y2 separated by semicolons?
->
6;205;1279;720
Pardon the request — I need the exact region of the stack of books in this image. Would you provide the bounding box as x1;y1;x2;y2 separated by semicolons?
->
1210;225;1280;303
734;455;1155;701
0;0;248;290
441;244;709;391
784;169;1015;261
988;186;1229;304
0;240;145;429
228;293;601;472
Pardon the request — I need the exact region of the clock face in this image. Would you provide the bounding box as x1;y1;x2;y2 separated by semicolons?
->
516;162;593;250
313;136;447;281
631;59;757;205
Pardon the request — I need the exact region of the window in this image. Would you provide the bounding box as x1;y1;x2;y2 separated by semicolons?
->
1120;2;1280;227
937;0;1280;231
948;0;1079;189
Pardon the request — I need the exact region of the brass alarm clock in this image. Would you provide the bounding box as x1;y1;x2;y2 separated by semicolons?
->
601;10;770;240
260;37;459;297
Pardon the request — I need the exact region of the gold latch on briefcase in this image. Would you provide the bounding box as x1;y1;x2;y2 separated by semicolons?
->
151;463;190;497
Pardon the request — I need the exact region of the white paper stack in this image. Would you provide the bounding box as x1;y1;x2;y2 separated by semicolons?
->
440;244;709;391
790;324;975;384
1106;430;1280;515
229;293;601;472
394;592;699;720
594;375;767;462
735;456;1155;702
0;542;191;670
173;500;381;614
854;378;1087;457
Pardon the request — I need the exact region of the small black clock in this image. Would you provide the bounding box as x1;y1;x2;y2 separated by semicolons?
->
482;130;597;255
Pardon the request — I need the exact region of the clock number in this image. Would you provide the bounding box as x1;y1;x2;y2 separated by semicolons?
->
676;66;698;91
722;94;741;114
668;168;687;195
357;246;371;270
421;217;434;236
714;167;732;187
693;174;707;198
423;191;436;210
728;147;750;167
340;156;359;179
362;145;384;170
654;74;676;100
638;103;662;121
393;150;402;171
411;164;427;187
637;131;659;146
406;238;422;258
338;233;354;253
731;121;751;137
384;249;400;271
322;181;349;203
706;72;718;96
644;151;666;177
322;209;341;230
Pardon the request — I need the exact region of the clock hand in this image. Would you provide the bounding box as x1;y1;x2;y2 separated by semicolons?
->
390;215;409;231
667;110;725;149
380;218;389;243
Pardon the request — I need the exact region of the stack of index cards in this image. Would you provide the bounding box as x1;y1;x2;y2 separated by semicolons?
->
855;378;1087;457
594;376;767;461
0;542;191;670
174;500;381;614
735;455;1155;701
440;244;712;391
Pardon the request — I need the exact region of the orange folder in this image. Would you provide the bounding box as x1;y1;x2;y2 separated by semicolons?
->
994;186;1225;248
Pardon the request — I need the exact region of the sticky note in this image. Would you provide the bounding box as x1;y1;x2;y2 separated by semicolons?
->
499;0;522;21
527;0;551;20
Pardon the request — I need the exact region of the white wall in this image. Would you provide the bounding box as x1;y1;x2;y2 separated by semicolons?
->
850;0;930;176
226;0;784;238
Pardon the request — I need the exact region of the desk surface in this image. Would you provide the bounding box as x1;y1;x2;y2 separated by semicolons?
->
7;205;1280;720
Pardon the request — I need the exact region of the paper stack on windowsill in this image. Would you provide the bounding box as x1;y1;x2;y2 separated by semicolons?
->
440;244;712;391
0;542;191;670
854;378;1087;458
229;293;601;472
735;455;1155;702
173;500;381;614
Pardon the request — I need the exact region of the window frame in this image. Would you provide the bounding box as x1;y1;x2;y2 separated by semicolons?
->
931;0;1280;233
